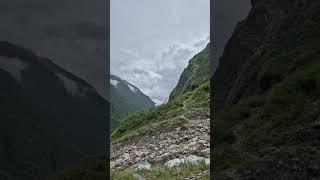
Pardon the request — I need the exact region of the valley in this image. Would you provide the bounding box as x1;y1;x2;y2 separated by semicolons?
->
110;44;210;179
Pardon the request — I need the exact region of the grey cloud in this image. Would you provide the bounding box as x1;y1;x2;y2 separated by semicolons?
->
43;22;106;40
0;0;108;99
110;0;209;105
111;35;209;105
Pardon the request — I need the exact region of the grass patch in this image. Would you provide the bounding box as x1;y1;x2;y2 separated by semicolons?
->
213;60;320;172
111;117;186;144
111;99;184;142
185;81;210;109
111;161;209;180
111;80;209;143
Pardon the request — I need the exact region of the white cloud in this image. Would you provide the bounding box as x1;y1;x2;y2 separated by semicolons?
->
127;84;137;92
111;0;209;104
110;79;119;87
111;35;209;105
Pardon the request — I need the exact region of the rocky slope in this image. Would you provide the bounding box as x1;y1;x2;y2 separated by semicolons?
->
111;105;209;169
110;74;155;129
111;44;210;179
212;0;320;179
0;41;107;180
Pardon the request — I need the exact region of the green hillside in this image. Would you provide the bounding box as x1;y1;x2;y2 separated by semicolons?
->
169;43;210;100
212;0;320;179
111;44;210;144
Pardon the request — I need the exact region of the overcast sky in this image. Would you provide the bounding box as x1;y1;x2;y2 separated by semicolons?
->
0;0;108;99
111;0;210;105
211;0;251;76
0;0;250;104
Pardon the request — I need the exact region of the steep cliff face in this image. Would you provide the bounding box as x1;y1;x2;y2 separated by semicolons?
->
212;0;320;179
0;42;107;180
169;43;210;101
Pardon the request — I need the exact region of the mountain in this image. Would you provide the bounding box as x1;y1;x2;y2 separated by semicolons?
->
45;44;211;179
110;44;210;179
110;74;155;129
111;43;210;143
212;0;320;179
0;0;108;99
0;41;107;180
169;43;210;100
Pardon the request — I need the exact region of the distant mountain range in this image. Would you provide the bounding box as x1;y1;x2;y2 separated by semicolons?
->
110;74;155;129
0;41;107;180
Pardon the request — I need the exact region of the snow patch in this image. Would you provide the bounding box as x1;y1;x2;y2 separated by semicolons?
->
153;98;163;106
110;79;119;87
131;160;151;170
0;57;27;82
128;84;137;93
56;73;80;95
164;155;210;167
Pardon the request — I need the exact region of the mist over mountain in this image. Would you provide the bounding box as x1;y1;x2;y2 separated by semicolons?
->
0;0;108;99
0;41;107;179
110;74;155;129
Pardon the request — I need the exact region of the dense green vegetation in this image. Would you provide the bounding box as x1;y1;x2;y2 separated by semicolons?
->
111;160;209;180
169;43;210;100
212;0;320;178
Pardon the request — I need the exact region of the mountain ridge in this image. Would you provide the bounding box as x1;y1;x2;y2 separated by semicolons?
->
0;41;107;180
110;74;155;129
212;0;320;179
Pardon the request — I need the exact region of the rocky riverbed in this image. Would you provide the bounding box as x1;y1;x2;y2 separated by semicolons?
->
110;107;210;170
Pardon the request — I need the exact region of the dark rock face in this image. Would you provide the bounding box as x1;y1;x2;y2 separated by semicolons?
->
212;0;320;179
0;41;107;180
